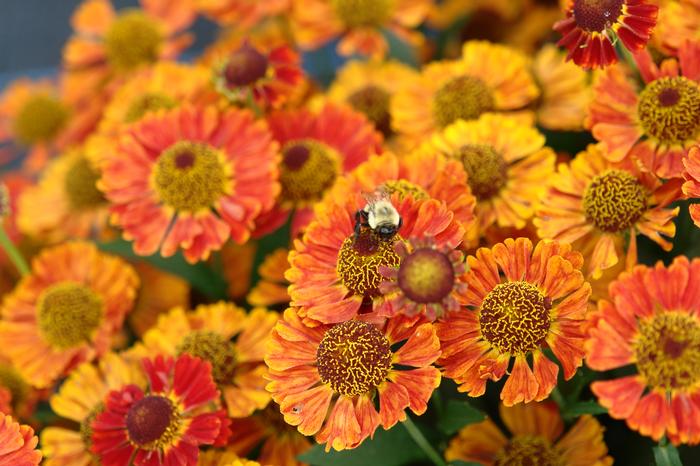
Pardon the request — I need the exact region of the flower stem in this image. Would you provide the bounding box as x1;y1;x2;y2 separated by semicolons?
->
246;90;263;118
0;225;28;276
402;416;448;466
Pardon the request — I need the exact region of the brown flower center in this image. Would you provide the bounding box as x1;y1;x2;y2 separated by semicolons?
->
635;312;700;391
123;92;177;123
64;155;106;210
582;169;647;233
495;435;565;466
223;43;269;88
37;282;103;349
382;179;429;201
479;281;550;354
13;94;69;145
433;76;494;128
176;330;237;385
572;0;624;32
637;77;700;144
126;395;181;449
398;248;456;304
104;10;162;71
280;140;340;205
454;144;507;200
347;85;392;136
316;320;392;396
337;230;401;296
330;0;395;27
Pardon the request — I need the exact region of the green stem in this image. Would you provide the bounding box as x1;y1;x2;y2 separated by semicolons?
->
402;416;448;466
550;387;566;409
0;226;28;276
246;90;263;118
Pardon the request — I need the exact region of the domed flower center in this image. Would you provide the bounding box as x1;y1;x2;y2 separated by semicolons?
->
382;179;429;201
495;435;564;466
634;312;700;390
79;403;103;448
223;43;269;87
316;320;392;396
124;92;177;123
104;10;162;71
280;140;340;205
347;85;392;136
433;76;494;128
479;281;550;354
337;230;401;296
582;169;647;233
13;94;70;145
37;282;103;349
154;141;229;213
331;0;395;27
637;77;700;144
64;156;106;210
126;395;181;449
0;364;28;409
572;0;624;32
454;144;507;200
176;330;237;385
398;248;455;304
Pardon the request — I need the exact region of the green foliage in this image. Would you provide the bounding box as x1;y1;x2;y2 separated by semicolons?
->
437;400;486;435
654;442;684;466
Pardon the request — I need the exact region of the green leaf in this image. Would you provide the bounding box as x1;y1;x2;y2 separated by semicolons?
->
653;443;683;466
297;425;428;466
437;400;486;435
561;400;607;421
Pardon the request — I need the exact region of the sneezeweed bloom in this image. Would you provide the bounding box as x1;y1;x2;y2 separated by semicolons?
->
553;0;658;69
290;0;431;58
0;242;138;388
378;238;467;320
90;354;231;465
682;145;700;227
652;0;700;53
587;40;700;178
445;401;613;466
99;105;279;263
0;412;42;465
133;303;277;418
266;308;441;451
535;144;680;279
247;248;291;307
586;256;700;444
41;352;146;466
438;238;591;406
391;41;539;140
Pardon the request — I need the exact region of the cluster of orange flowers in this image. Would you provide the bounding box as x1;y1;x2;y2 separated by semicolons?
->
0;0;699;464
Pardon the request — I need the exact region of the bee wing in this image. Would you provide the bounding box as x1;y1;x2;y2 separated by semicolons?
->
362;185;391;205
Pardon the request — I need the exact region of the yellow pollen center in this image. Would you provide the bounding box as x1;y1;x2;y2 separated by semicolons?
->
433;76;494;128
176;330;237;385
381;179;429;201
126;395;181;450
316;320;392;397
123;92;178;123
279;140;340;205
13;94;70;145
347;85;392;136
337;231;401;296
573;0;624;32
153;141;229;213
37;282;103;350
634;312;700;391
454;144;507;200
495;435;564;466
398;248;455;304
0;364;29;409
479;281;550;354
104;10;162;71
637;77;700;144
582;169;647;233
64;156;106;210
330;0;395;27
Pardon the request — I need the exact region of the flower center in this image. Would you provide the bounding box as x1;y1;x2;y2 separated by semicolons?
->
398;248;455;304
13;94;70;145
64;156;106;210
347;85;392;136
0;364;28;409
123;92;178;123
279;140;340;205
479;281;550;355
572;0;624;32
433;76;494;128
37;282;103;349
454;144;507;200
223;43;269;88
176;330;237;385
637;77;700;145
381;179;429;201
126;395;181;450
634;312;700;391
330;0;395;27
316;320;392;397
495;435;565;466
104;10;162;71
582;169;647;233
337;230;401;296
80;403;104;449
153;141;229;213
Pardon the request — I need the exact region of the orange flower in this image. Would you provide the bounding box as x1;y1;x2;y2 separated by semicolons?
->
682;145;700;227
535;144;681;279
554;0;658;69
446;401;613;466
290;0;431;58
587;40;700;178
196;0;290;28
248;248;291;307
266;308;441;451
437;238;591;406
586;256;700;444
99;105;279;263
654;0;700;53
0;412;41;465
0;242;138;388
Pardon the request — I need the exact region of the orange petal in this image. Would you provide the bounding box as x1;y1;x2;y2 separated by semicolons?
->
499;399;563;440
670;393;700;445
644;256;689;311
532;352;559;402
627;391;671;441
444;418;507;464
71;0;115;35
585;317;634;371
389;367;440;415
546;330;584;380
500;355;538;406
378;381;410;429
355;395;381;443
393;323;440;367
588;234;619;279
591;376;644;418
492;237;532;282
555;415;611;466
316;396;362;451
279;384;333;436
